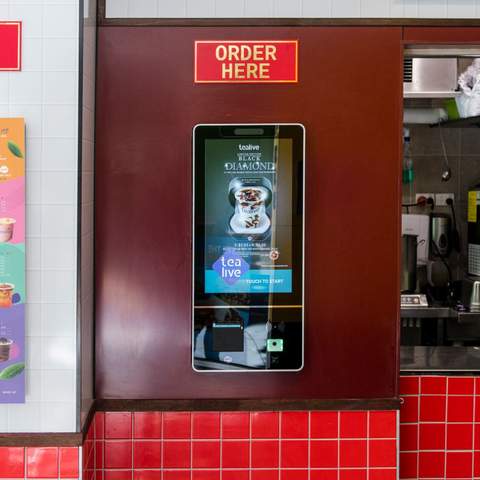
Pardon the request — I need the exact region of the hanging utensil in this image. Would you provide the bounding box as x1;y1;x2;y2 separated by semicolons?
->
438;123;452;182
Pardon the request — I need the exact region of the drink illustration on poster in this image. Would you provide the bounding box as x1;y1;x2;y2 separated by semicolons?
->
0;118;25;403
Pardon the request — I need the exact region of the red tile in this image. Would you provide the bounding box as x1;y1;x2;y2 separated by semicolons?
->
448;395;474;422
251;440;279;468
280;470;308;480
421;376;447;394
368;469;396;480
369;439;396;468
134;412;162;439
163;471;190;480
400;424;418;451
222;440;249;468
369;411;396;439
251;412;279;438
446;451;473;478
310;411;338;439
105;412;132;439
400;452;417;479
418;423;445;450
310;471;338;480
339;469;366;480
95;412;105;440
192;470;220;480
192;441;220;468
222;472;249;480
418;451;444;478
0;447;25;478
221;412;250;439
446;423;473;450
419;395;446;422
280;440;308;468
134;470;161;480
163;441;190;469
400;376;419;395
281;411;308;438
27;447;58;478
104;441;132;469
59;447;78;478
475;424;480;450
95;441;104;469
251;471;278;480
133;441;161;469
163;412;191;439
104;470;132;480
475;396;480;422
310;440;338;468
448;376;474;395
475;451;480;478
192;412;220;439
476;377;480;393
339;440;367;468
400;396;418;423
339;412;367;438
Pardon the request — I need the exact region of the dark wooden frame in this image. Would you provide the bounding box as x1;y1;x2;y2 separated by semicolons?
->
97;0;480;27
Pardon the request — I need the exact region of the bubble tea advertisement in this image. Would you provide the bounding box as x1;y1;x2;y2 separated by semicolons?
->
204;137;293;294
0;118;25;403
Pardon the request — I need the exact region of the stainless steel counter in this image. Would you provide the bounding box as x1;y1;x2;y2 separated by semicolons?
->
401;345;480;372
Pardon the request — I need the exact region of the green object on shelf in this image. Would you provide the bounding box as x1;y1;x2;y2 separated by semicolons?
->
444;98;460;120
403;168;414;184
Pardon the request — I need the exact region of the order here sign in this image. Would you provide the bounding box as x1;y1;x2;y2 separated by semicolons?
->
194;40;298;84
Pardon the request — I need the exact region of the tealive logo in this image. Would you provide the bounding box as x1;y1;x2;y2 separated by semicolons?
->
239;144;260;151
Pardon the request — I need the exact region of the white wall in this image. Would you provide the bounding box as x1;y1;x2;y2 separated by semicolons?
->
106;0;480;18
80;0;96;430
0;0;80;432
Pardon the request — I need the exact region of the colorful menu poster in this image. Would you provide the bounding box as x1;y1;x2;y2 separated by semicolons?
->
204;138;293;294
0;118;25;403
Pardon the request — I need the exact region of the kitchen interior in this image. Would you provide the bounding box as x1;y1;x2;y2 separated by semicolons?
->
401;47;480;371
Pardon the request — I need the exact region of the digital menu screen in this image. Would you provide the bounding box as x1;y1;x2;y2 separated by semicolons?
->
204;138;293;294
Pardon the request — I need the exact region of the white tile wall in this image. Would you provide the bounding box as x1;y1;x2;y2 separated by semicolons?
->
107;0;480;17
80;0;96;430
0;0;80;433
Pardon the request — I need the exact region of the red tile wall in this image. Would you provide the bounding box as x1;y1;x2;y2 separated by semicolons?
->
399;375;480;480
0;446;79;479
87;410;397;480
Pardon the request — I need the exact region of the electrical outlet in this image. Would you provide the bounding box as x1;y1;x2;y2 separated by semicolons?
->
416;193;434;203
435;193;454;206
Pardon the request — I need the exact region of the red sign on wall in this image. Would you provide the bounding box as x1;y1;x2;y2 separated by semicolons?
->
0;22;21;71
195;40;298;84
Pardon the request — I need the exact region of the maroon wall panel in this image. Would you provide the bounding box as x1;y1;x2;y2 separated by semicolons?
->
95;26;402;399
403;26;480;43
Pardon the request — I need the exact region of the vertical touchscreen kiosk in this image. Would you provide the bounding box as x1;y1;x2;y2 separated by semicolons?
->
193;124;305;372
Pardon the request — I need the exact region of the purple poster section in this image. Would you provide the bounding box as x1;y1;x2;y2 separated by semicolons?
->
0;118;25;403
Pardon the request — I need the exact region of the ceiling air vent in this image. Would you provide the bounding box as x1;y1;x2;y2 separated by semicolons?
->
404;58;413;83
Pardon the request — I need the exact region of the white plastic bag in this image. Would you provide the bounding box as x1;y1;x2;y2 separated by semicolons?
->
456;59;480;118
